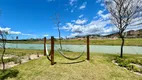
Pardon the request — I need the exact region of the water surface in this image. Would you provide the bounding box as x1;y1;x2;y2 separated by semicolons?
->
6;43;142;54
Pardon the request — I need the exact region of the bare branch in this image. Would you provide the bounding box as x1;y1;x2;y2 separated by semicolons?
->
105;0;142;58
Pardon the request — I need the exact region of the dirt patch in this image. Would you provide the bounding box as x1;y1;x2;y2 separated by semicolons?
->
0;54;44;69
3;55;15;59
0;62;18;69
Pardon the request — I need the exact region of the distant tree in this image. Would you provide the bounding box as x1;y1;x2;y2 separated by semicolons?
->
0;30;8;71
16;36;18;48
51;13;62;50
105;0;142;58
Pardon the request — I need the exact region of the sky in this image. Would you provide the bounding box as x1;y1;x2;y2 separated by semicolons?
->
0;0;141;39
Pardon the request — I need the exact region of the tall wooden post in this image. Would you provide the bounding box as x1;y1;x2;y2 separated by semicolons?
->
44;37;46;56
51;36;54;65
87;36;90;60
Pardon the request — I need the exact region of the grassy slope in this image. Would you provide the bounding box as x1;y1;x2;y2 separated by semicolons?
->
7;52;142;80
7;38;142;46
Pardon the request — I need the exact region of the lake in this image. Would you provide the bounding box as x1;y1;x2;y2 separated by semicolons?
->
6;43;142;54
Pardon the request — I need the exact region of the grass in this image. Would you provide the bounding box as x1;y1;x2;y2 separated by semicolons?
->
0;69;19;80
1;49;141;80
115;55;142;73
0;48;45;64
7;38;142;46
0;57;17;64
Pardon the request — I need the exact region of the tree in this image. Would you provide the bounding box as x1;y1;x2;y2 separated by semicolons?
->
51;13;62;50
105;0;142;58
0;30;8;71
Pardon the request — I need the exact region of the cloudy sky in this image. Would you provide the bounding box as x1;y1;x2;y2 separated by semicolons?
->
0;0;141;39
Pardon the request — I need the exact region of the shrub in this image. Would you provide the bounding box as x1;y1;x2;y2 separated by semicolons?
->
0;57;18;64
133;66;141;72
115;57;124;63
126;64;134;70
118;61;129;67
0;69;19;80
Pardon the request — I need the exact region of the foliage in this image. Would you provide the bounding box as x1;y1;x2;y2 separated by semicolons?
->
0;69;19;80
105;0;142;58
0;30;8;71
115;56;142;73
0;57;18;64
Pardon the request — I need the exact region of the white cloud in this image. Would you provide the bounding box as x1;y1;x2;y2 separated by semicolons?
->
0;27;21;35
47;0;55;2
79;14;84;18
61;18;117;37
68;33;80;37
71;9;74;13
9;31;21;35
74;19;88;24
97;10;103;15
43;34;49;37
0;27;38;36
61;7;142;37
69;0;77;6
100;3;104;6
79;2;87;10
96;0;102;3
0;27;11;32
70;5;77;13
97;10;110;20
22;34;33;36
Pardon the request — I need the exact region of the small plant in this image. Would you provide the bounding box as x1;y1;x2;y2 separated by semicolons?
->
0;69;19;80
17;57;22;64
114;56;142;73
28;55;31;60
0;30;8;72
126;64;134;70
0;57;17;64
37;53;39;57
133;66;141;72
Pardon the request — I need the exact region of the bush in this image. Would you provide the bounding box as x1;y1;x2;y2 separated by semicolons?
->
118;61;129;67
115;57;124;63
126;64;134;70
0;69;19;80
114;57;142;73
0;57;18;64
133;66;141;72
115;57;130;67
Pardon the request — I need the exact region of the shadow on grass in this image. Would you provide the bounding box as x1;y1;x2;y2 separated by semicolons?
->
0;69;19;80
57;60;86;64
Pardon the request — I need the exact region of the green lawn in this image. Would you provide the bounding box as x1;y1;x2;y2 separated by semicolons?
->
1;50;141;80
7;38;142;46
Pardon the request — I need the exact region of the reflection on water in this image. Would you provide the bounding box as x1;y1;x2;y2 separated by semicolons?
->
5;43;142;54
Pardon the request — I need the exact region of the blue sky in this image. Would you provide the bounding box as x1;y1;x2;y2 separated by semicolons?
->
0;0;141;39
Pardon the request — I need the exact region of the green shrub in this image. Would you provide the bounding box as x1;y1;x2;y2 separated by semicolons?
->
137;59;142;65
127;58;136;63
133;66;141;72
115;57;130;67
126;64;134;70
115;57;124;63
0;69;19;80
115;57;142;73
118;61;129;67
0;57;18;64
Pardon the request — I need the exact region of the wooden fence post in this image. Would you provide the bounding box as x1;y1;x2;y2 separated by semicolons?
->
44;37;46;56
51;36;54;65
87;36;90;60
